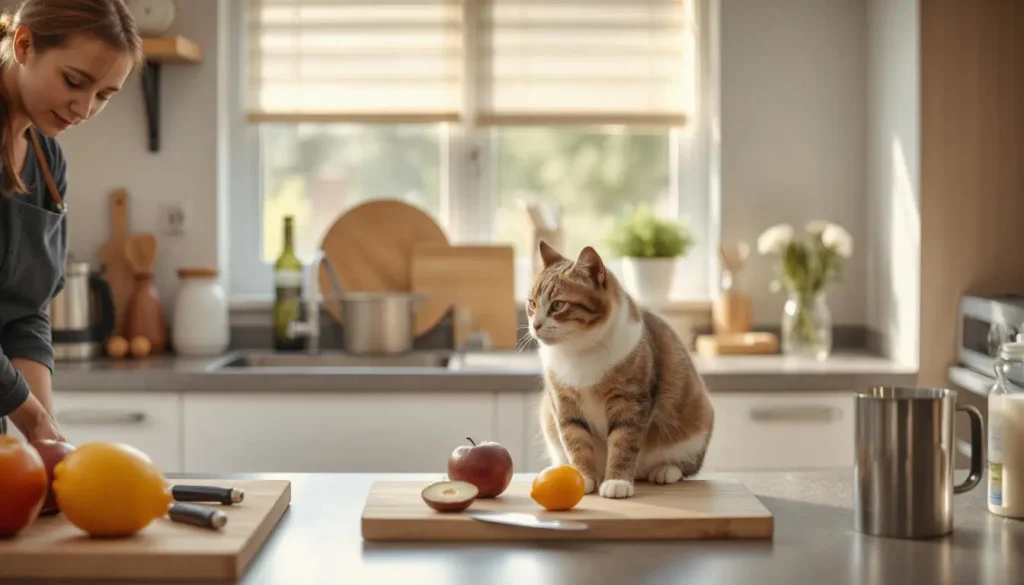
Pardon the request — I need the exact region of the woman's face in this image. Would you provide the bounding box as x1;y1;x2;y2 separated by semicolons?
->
13;27;134;136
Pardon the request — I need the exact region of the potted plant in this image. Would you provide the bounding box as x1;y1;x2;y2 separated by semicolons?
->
606;205;695;304
757;220;853;360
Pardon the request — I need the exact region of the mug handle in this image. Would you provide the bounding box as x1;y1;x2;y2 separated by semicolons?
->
954;403;985;494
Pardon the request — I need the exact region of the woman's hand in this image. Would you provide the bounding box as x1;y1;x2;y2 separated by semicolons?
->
7;394;66;443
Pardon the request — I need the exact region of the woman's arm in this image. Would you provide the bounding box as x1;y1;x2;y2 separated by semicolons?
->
1;310;65;441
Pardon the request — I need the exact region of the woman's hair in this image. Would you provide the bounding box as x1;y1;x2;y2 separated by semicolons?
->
0;0;143;194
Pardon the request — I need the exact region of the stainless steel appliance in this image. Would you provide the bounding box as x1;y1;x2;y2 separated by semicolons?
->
957;294;1024;378
854;387;984;539
49;261;115;360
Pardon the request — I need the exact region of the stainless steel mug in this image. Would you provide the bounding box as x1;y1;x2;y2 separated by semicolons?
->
854;387;984;538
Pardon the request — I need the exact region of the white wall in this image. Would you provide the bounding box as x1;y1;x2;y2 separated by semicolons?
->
866;0;920;366
720;0;867;327
34;0;875;331
8;0;226;317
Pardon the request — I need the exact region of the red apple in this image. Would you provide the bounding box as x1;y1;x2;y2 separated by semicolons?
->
447;437;513;498
0;436;47;536
30;440;76;515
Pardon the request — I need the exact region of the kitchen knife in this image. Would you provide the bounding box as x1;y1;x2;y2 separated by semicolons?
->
170;484;244;505
168;503;228;530
469;511;589;531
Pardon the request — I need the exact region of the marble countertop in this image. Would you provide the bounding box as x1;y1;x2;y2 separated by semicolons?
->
8;470;1013;585
51;349;917;394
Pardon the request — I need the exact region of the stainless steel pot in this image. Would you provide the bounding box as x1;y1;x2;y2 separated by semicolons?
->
334;292;422;355
49;261;116;360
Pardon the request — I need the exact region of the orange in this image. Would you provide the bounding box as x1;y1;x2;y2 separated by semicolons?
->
52;442;172;537
530;465;586;511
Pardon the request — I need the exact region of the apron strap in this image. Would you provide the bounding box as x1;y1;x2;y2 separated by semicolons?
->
29;128;65;212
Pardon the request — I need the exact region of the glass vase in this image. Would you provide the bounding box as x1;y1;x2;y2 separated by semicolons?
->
781;291;832;360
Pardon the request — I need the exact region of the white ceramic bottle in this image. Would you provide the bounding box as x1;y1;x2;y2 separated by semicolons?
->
988;340;1024;518
172;267;229;357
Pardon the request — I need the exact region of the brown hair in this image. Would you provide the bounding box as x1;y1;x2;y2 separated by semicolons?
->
0;0;143;194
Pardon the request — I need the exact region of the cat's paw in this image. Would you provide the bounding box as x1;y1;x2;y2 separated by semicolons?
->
599;479;634;499
583;476;598;494
647;464;683;485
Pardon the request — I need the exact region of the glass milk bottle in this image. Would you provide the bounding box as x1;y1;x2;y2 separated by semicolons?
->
988;340;1024;517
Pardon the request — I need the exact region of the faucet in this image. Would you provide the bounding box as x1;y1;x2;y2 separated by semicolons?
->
286;251;344;353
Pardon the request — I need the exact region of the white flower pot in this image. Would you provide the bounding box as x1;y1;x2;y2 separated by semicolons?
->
621;257;677;305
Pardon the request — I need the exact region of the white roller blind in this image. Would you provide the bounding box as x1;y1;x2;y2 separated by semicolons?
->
246;0;694;126
474;0;694;126
246;0;463;122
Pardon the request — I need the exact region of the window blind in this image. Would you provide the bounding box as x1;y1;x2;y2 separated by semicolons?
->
246;0;464;123
246;0;694;126
474;0;694;126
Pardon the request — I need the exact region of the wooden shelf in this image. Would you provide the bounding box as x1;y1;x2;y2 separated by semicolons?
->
142;36;202;64
139;36;203;153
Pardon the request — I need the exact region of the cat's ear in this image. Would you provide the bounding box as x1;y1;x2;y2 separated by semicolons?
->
575;246;606;288
539;240;565;267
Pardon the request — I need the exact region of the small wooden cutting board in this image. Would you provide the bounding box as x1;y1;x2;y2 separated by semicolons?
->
361;479;773;541
0;479;290;581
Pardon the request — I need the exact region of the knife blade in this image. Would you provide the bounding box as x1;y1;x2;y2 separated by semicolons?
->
469;511;589;531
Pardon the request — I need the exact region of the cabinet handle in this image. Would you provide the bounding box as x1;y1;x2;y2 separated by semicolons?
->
57;409;147;425
749;405;839;422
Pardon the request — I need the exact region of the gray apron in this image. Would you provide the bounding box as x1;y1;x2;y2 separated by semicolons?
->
0;129;66;435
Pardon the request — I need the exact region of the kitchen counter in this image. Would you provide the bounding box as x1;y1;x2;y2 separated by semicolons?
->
50;350;917;394
12;470;1017;585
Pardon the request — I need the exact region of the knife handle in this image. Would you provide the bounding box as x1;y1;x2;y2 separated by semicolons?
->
171;485;244;505
168;503;228;530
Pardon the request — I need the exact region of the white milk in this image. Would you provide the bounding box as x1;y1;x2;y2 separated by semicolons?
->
988;393;1024;517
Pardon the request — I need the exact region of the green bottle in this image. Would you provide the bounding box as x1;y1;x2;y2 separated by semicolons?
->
273;215;305;350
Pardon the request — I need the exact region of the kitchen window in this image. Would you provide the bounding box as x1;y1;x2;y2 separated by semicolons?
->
228;0;718;303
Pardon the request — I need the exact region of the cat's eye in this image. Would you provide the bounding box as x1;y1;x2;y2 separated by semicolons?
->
550;300;565;312
527;299;537;311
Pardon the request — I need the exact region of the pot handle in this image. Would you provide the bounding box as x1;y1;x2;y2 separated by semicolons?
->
89;272;116;341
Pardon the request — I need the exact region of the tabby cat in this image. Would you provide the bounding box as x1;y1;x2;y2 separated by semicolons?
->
529;242;714;499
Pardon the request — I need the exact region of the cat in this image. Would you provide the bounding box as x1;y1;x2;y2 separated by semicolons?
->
528;241;715;499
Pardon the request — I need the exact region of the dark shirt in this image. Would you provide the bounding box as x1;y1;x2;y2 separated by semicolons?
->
0;129;68;431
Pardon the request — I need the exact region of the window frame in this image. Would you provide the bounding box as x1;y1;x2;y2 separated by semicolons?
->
226;0;720;306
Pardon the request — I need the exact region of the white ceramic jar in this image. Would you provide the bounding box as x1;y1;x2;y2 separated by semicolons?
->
172;267;229;356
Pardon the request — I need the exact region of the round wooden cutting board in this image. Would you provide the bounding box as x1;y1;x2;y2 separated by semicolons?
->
318;199;450;326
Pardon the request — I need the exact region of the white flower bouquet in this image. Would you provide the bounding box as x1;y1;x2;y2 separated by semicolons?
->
757;221;854;359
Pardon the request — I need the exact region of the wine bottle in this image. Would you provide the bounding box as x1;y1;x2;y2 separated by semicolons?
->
273;215;305;351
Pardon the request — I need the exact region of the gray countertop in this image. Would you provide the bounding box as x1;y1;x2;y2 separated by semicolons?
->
12;470;1018;585
50;350;917;393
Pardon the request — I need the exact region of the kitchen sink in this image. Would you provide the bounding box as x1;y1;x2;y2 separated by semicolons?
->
209;351;453;371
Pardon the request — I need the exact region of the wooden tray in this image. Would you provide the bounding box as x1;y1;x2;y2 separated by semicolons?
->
361;479;773;541
0;479;290;581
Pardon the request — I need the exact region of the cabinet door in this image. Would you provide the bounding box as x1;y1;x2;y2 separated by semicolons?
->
9;392;184;473
703;392;855;471
523;391;550;472
183;392;499;473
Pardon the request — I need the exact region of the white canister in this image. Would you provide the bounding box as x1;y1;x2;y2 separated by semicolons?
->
172;267;229;356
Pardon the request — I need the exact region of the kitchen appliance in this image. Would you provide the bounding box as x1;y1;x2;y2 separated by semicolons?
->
853;387;984;539
361;479;773;541
0;479;290;582
957;294;1024;379
49;261;116;360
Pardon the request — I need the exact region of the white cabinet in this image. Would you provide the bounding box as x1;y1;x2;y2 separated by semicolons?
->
523;391;854;473
9;392;184;473
182;392;500;473
703;392;854;471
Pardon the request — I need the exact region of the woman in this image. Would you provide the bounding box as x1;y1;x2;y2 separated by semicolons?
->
0;0;142;441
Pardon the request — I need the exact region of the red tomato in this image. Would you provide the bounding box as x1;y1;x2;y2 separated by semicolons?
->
0;436;48;536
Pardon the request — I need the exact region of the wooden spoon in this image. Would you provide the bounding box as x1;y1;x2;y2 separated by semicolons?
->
124;234;158;275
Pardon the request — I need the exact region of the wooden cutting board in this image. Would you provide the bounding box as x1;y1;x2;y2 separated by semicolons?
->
96;189;134;337
361;479;773;541
318;199;449;325
0;479;290;581
411;244;517;348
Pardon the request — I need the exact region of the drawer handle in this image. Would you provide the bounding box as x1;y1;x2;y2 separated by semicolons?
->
749;405;839;422
57;409;147;425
